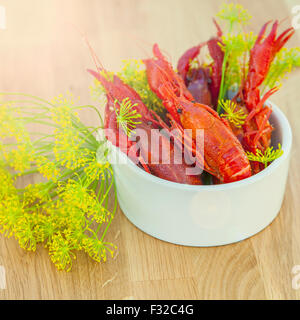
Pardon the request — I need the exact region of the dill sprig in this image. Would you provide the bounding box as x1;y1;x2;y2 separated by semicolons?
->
216;3;255;113
263;47;300;92
219;99;247;128
117;59;166;117
246;144;284;168
217;3;252;32
216;3;300;110
218;32;257;100
115;97;142;137
90;70;114;100
0;93;117;271
90;60;166;117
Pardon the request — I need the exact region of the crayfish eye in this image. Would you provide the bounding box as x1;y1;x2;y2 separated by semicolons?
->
177;108;183;114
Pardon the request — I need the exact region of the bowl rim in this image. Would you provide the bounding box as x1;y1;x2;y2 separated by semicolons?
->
109;101;292;191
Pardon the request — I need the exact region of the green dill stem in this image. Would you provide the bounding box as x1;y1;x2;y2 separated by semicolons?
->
12;168;39;178
31;133;56;146
78;105;104;128
102;172;113;209
0;92;55;107
20;118;58;128
70;118;101;146
97;178;105;199
6;100;51;110
15;110;50;118
262;66;282;94
93;173;113;238
100;175;117;242
46;168;86;199
29;132;53;137
217;51;230;113
89;179;98;192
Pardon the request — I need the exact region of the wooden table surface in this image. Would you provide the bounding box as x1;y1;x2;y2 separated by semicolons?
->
0;0;300;300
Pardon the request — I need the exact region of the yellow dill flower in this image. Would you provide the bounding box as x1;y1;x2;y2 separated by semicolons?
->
50;93;92;170
0;93;117;271
58;203;86;230
58;177;112;226
51;94;78;128
22;183;50;207
88;203;110;224
0;103;31;147
14;213;39;251
0;103;34;173
82;237;116;263
217;3;251;31
0;167;23;236
0;166;17;199
64;227;85;249
4;142;34;174
48;232;76;272
59;179;95;212
263;47;300;91
36;156;61;182
246;144;283;168
34;213;62;245
84;158;111;182
53;127;91;170
117;59;166;117
115;97;142;137
0;197;24;237
219;99;247;128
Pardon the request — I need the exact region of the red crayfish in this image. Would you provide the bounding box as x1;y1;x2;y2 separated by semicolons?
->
144;44;251;183
88;68;203;185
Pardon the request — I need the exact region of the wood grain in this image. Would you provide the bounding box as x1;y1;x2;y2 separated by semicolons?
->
0;0;299;300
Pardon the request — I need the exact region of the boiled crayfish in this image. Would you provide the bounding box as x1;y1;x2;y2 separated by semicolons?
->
237;22;294;154
87;11;295;185
88;69;202;185
176;19;295;176
177;19;224;108
144;44;251;183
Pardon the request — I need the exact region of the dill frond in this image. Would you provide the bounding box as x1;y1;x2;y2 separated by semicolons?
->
263;47;300;92
246;144;284;168
0;93;117;271
117;59;166;117
219;99;247;128
217;3;252;32
216;3;254;113
115;97;142;137
217;32;257;110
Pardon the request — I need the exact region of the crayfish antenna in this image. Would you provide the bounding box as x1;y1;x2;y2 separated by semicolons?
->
212;18;223;37
79;28;110;78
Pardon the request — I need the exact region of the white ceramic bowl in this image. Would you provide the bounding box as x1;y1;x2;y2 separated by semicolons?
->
109;101;292;246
